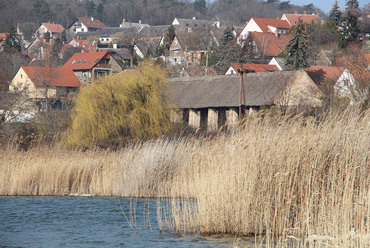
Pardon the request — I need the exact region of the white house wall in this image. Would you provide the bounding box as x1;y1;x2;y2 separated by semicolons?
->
237;18;262;45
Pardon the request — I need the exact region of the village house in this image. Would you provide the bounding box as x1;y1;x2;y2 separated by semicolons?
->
306;66;356;98
27;37;75;60
9;66;81;109
237;18;291;45
169;70;321;131
62;51;123;83
268;57;286;71
165;28;217;65
35;23;65;39
225;63;279;75
68;17;106;34
69;37;98;52
242;31;291;63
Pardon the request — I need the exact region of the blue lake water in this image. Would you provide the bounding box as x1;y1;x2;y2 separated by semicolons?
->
0;197;262;248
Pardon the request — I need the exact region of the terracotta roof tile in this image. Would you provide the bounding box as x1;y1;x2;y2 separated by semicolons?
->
250;32;291;57
77;17;106;29
62;51;109;71
42;23;65;33
22;66;81;87
252;18;291;32
230;63;279;73
283;14;321;26
305;66;345;85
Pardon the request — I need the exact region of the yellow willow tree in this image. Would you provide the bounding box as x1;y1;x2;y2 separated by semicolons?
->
64;62;174;148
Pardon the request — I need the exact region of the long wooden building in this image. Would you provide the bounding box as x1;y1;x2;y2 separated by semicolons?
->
169;70;321;131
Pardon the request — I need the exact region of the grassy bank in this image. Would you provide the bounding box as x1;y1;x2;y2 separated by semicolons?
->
1;109;369;246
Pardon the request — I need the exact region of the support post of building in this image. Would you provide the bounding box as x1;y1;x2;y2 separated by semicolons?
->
207;108;218;132
188;109;200;128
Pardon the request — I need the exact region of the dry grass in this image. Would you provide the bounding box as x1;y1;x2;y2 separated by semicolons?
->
0;108;369;247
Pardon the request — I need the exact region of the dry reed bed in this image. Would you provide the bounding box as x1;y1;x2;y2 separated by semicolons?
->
0;109;369;246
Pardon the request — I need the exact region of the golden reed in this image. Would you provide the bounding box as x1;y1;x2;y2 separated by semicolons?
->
1;108;369;247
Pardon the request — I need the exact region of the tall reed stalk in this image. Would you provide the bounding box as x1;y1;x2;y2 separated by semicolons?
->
0;108;369;247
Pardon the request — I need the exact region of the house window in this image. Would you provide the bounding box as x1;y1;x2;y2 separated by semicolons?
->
20;74;23;78
25;87;29;94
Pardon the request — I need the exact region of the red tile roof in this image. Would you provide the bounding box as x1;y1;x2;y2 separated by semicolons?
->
305;66;345;85
42;23;65;33
62;51;109;71
335;54;370;67
231;63;279;73
0;33;8;45
22;66;81;87
252;18;291;32
283;14;321;26
77;17;106;29
250;32;291;57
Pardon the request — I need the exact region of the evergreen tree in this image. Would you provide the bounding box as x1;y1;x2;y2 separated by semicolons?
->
43;31;51;43
61;30;67;44
96;3;104;20
345;0;359;11
3;26;21;53
85;1;96;16
51;36;63;61
193;0;207;14
328;1;342;26
285;19;309;69
221;27;234;47
339;11;360;47
32;0;51;23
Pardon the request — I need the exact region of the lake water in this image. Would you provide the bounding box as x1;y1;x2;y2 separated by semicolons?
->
0;197;265;248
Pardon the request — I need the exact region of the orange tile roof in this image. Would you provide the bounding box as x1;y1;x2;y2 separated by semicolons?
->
22;66;81;87
71;38;97;49
283;14;321;26
250;32;291;57
252;18;291;32
42;23;65;33
335;54;370;67
62;51;109;71
0;33;8;45
231;63;279;73
77;17;105;29
0;33;8;40
305;66;345;85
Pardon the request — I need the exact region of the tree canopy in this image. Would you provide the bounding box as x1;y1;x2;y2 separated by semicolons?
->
64;62;174;148
285;19;309;70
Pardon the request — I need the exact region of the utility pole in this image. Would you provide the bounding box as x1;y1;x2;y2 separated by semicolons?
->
237;63;253;119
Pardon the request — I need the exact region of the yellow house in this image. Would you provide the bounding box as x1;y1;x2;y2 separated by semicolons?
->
9;66;81;103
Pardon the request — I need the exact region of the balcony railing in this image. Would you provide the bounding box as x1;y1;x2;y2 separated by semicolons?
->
95;64;111;69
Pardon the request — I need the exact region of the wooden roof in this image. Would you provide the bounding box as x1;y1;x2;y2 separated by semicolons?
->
169;70;304;109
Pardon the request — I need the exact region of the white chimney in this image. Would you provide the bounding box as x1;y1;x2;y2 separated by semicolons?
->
192;17;196;20
139;20;141;24
91;17;94;21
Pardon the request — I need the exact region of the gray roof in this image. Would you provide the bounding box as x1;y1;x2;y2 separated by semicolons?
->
138;25;169;39
174;18;211;28
168;71;301;109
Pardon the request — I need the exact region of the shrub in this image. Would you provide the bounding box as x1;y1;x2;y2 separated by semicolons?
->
64;62;174;148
